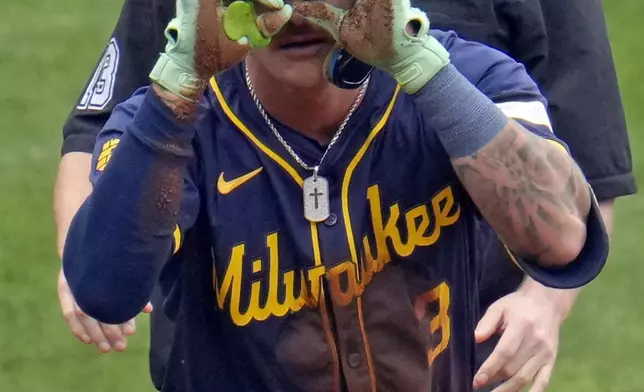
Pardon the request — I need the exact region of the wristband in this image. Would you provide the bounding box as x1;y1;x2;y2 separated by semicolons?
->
413;64;508;158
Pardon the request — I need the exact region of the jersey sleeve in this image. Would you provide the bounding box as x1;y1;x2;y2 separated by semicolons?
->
61;0;174;155
432;30;609;288
63;87;203;324
505;193;609;289
90;88;201;254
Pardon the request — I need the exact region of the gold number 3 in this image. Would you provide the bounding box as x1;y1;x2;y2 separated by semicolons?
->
416;281;452;364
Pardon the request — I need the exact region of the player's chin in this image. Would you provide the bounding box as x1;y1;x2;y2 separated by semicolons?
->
275;43;335;88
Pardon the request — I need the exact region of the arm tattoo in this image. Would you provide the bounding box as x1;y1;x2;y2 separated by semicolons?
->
452;119;591;266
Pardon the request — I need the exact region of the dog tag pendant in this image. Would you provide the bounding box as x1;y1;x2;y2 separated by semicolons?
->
303;167;330;223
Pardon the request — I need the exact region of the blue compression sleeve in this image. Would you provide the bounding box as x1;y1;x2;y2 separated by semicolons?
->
63;88;195;324
413;64;508;159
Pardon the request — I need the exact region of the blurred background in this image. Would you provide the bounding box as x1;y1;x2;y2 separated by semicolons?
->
0;0;642;391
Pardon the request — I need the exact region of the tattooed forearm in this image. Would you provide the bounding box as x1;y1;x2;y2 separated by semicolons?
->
152;83;200;120
453;119;591;267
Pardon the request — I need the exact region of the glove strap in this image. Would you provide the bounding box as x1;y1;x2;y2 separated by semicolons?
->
390;39;450;94
149;53;206;102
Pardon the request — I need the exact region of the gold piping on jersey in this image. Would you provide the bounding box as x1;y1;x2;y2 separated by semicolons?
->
210;77;343;390
172;225;182;254
339;84;401;392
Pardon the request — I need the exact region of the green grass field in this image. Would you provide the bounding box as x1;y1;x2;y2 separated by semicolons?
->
0;1;642;391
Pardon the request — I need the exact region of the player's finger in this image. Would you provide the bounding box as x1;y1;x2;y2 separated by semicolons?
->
491;355;542;392
101;323;127;352
143;302;154;313
121;319;137;336
528;364;553;392
256;5;293;38
474;326;524;389
293;1;346;39
77;310;111;353
475;301;505;343
489;339;541;383
58;272;90;344
60;297;90;343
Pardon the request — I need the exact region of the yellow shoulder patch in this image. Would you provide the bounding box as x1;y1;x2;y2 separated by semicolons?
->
96;138;120;172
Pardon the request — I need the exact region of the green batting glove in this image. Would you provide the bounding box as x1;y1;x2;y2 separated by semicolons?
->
295;0;450;94
149;0;203;102
150;0;292;102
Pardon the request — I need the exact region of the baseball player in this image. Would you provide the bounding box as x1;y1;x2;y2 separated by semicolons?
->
61;0;609;391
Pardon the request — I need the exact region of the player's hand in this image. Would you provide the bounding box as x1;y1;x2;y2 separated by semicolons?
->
150;0;292;102
58;269;153;353
472;281;574;392
294;0;450;93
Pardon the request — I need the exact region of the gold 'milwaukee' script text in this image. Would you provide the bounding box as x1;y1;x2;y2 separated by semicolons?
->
213;185;461;327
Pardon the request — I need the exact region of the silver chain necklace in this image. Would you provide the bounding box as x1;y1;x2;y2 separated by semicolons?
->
244;61;369;223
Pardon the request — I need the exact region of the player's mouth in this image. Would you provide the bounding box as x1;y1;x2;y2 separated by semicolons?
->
276;35;334;58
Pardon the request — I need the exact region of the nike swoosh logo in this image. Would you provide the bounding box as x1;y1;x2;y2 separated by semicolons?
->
217;167;263;195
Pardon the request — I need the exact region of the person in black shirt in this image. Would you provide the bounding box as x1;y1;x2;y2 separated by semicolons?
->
53;0;634;390
425;1;634;390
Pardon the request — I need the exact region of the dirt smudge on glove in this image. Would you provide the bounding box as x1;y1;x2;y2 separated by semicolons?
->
195;0;222;79
346;0;394;57
294;0;394;59
195;0;247;80
293;1;336;20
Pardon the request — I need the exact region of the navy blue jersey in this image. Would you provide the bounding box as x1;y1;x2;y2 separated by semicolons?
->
64;30;606;392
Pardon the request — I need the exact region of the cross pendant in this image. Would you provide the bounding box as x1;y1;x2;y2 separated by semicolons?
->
303;175;330;223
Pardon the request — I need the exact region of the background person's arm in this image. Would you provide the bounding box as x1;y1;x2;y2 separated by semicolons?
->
54;153;92;260
54;0;171;353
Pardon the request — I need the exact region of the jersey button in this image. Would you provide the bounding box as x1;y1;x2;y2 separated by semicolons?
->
324;213;338;226
347;353;361;369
